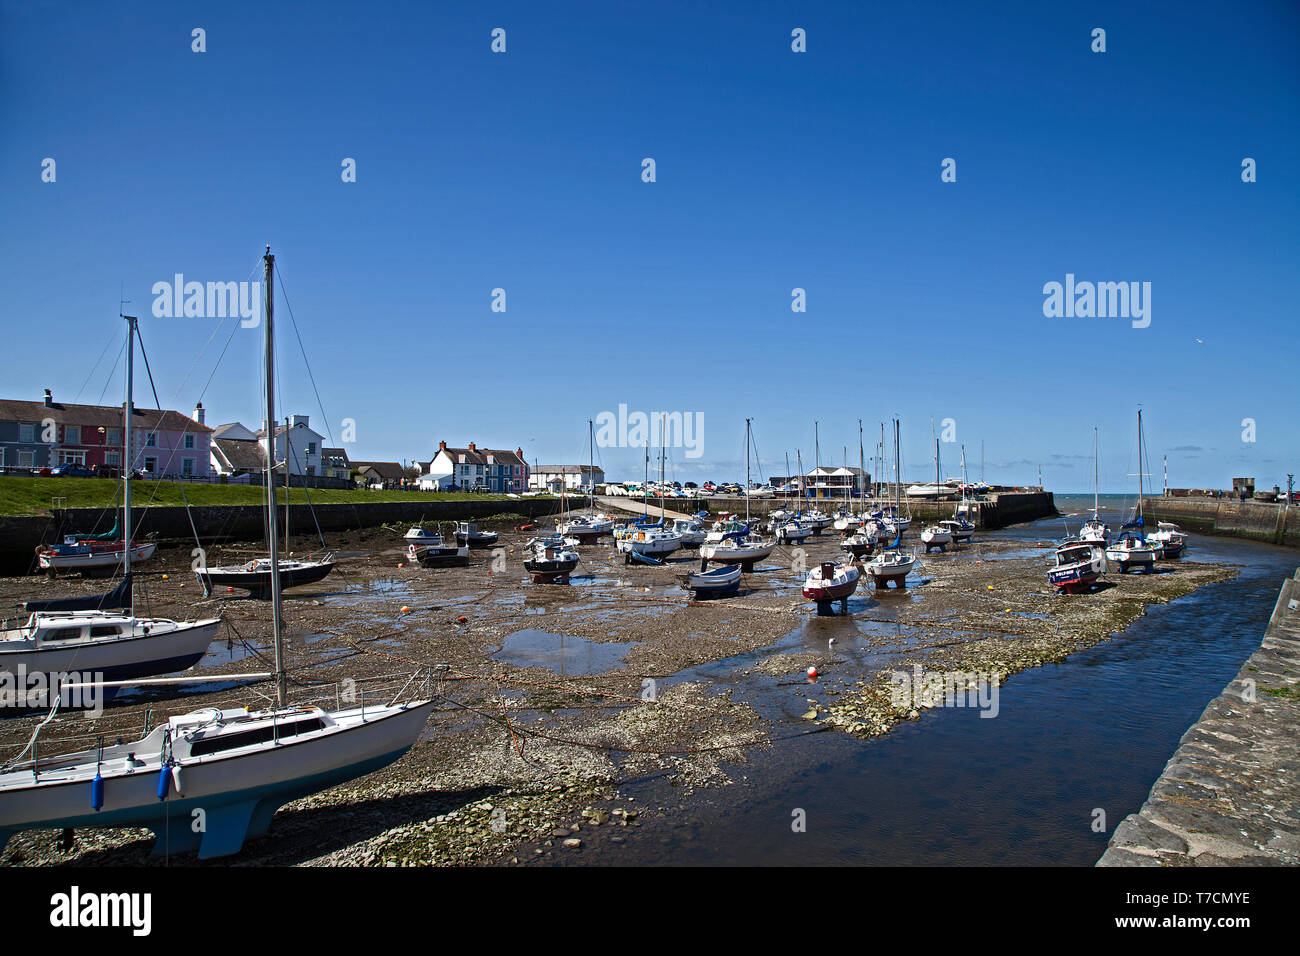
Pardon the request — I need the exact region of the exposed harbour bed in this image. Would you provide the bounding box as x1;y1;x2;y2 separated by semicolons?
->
0;518;1238;867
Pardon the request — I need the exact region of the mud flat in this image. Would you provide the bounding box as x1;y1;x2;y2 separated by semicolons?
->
1097;566;1300;866
0;518;1236;866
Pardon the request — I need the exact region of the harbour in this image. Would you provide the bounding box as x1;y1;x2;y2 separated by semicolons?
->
2;496;1291;867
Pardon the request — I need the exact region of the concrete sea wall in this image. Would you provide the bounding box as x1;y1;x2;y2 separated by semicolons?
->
1097;567;1300;866
1141;496;1299;548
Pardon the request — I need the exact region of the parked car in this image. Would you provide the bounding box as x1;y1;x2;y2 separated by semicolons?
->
50;463;96;478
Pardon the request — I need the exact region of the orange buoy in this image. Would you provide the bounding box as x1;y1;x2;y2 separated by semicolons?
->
397;563;404;569
457;615;467;623
400;606;410;614
161;574;169;580
227;587;234;592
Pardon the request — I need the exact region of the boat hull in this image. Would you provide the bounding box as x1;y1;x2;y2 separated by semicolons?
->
196;561;334;598
0;700;434;859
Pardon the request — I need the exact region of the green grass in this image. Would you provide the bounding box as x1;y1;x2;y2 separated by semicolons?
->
0;475;530;515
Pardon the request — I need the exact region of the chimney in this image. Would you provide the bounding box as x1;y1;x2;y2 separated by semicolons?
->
43;388;52;407
290;414;309;428
193;402;205;425
468;442;476;452
516;447;523;458
439;441;447;451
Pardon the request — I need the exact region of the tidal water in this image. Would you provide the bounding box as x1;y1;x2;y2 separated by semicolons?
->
572;505;1296;866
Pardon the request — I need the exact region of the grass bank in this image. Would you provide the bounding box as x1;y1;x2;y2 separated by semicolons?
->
0;476;527;516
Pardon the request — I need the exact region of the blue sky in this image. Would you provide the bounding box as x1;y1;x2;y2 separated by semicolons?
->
2;1;1296;492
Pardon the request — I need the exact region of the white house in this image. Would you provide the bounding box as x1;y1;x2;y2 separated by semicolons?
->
209;415;326;477
529;464;605;493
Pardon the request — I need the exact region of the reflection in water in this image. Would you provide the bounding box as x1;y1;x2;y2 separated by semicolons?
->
493;628;640;676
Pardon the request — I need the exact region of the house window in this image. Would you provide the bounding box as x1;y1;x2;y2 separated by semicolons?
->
105;451;120;466
106;428;120;445
144;456;157;473
19;423;34;443
19;451;34;467
307;442;316;455
64;426;80;445
181;457;194;476
184;434;195;449
59;451;86;465
146;432;157;447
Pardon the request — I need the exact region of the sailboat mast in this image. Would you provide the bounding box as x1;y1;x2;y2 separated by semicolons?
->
659;413;666;521
745;418;751;526
588;418;594;511
1094;427;1100;518
263;247;287;707
122;314;135;582
284;415;291;552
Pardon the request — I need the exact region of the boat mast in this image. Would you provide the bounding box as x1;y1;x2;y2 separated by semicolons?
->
858;420;864;513
284;415;290;553
745;418;751;527
659;413;666;521
588;418;594;512
1093;427;1100;520
263;247;287;707
122;313;135;584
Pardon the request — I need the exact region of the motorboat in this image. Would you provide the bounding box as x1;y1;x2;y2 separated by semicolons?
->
404;526;443;545
523;538;580;583
699;524;774;571
37;538;157;575
802;560;860;611
1149;522;1188;559
670;517;709;548
406;537;469;568
455;522;499;548
863;550;917;588
1048;542;1105;593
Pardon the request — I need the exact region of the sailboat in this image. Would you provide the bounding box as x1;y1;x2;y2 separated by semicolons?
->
699;419;775;570
864;421;918;587
1105;409;1157;573
5;315;220;711
1079;428;1110;547
557;421;614;541
0;250;435;858
920;436;954;552
197;327;335;597
616;416;683;561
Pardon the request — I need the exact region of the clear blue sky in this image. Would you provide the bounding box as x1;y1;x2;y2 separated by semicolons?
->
3;1;1296;492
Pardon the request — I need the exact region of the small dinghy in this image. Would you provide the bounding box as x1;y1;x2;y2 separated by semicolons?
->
863;550;917;588
625;550;664;567
802;560;860;613
681;562;741;599
455;522;499;549
523;538;579;583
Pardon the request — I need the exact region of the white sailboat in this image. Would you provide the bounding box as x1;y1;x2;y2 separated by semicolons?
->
6;314;220;711
1079;428;1109;546
1105;409;1157;573
0;248;435;859
699;419;774;570
920;437;954;552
